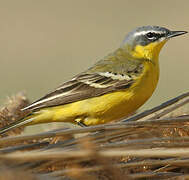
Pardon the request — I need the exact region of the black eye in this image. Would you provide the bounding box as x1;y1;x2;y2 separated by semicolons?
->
146;32;155;39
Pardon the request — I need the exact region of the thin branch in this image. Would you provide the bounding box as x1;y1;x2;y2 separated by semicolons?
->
2;147;189;161
122;91;189;122
0;115;189;147
49;168;183;179
151;97;189;119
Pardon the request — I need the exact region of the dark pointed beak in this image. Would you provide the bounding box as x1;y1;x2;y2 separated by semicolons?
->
167;31;188;38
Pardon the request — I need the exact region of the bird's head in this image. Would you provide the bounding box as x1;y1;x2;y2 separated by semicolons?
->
121;26;187;61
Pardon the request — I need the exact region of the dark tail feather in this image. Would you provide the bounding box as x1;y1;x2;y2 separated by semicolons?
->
0;115;34;135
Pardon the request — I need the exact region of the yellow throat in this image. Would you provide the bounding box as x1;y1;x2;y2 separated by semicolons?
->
131;40;167;61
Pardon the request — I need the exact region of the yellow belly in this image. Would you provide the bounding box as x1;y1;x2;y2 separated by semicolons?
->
30;61;159;126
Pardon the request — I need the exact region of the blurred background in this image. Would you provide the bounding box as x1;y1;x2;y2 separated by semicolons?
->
0;1;188;122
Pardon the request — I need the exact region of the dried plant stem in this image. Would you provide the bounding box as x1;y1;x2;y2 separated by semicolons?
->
122;91;189;122
2;147;189;161
47;158;189;175
49;165;184;178
151;96;189;119
0;115;189;147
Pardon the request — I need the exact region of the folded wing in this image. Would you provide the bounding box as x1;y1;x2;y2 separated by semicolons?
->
22;72;135;111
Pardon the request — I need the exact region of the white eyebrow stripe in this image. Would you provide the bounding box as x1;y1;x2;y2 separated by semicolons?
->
134;30;163;37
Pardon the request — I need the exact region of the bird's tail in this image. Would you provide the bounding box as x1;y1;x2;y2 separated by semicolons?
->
0;114;35;135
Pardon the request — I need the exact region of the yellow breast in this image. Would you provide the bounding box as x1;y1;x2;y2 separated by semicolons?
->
76;59;159;125
32;59;159;126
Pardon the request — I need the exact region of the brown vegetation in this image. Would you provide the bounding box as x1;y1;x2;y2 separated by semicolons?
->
0;92;189;179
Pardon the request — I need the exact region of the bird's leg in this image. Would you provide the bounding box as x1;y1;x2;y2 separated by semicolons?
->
75;118;87;127
77;121;87;127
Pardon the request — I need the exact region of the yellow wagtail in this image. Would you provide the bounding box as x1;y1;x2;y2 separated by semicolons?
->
0;26;187;135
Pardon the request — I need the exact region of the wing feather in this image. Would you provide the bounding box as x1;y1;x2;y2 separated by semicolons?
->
22;72;135;111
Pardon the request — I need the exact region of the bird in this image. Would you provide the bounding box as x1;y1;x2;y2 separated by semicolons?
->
0;26;187;135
